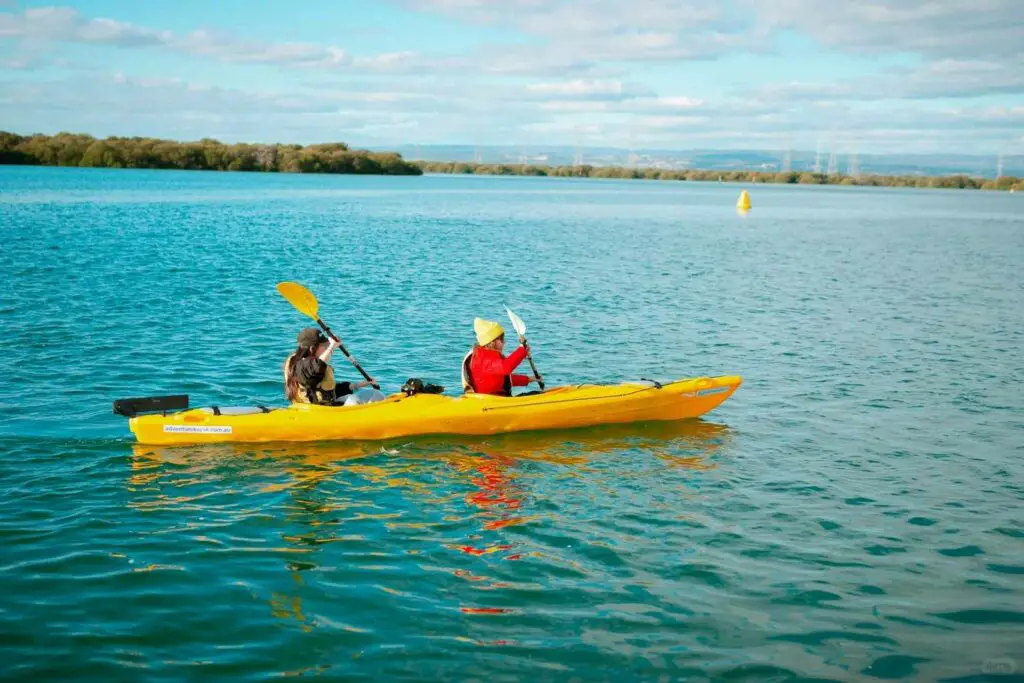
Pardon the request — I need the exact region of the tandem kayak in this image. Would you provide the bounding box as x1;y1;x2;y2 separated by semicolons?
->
119;375;742;446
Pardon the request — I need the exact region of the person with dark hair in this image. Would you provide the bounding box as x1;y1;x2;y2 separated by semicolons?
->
283;328;376;405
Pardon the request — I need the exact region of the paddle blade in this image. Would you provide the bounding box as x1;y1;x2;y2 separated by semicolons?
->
277;282;319;320
504;306;527;338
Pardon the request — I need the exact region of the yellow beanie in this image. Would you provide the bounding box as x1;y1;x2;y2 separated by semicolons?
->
473;318;505;346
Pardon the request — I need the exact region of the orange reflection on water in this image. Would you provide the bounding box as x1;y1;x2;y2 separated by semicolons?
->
466;457;521;507
126;419;733;632
482;517;534;531
455;453;528;534
460;607;512;615
453;569;488;582
454;544;513;556
270;572;312;632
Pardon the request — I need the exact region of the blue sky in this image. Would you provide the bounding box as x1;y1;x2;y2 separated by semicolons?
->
1;0;1022;154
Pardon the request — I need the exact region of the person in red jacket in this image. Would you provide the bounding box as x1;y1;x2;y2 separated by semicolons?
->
461;318;541;396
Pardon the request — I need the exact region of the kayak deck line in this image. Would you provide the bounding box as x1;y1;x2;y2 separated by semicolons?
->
480;383;663;412
122;375;743;446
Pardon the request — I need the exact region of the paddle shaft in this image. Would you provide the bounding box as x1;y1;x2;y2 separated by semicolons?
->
518;335;544;391
316;317;380;390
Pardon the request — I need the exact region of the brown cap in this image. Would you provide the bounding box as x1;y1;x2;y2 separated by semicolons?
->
297;327;327;349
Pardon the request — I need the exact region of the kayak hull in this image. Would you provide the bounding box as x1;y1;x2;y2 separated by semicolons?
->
128;375;742;446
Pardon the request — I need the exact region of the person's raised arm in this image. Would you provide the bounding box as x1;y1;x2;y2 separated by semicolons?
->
501;343;529;374
318;337;340;362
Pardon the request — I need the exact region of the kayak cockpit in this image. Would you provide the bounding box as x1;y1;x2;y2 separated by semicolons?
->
198;406;277;416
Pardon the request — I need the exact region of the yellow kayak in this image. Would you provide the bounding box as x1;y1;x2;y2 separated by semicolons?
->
124;375;742;446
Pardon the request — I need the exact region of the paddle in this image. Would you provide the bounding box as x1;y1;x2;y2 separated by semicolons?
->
504;306;544;391
276;282;380;390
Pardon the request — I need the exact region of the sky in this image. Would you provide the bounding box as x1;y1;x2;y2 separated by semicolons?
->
1;0;1022;155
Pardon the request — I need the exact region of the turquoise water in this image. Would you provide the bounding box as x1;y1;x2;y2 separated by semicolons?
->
1;166;1022;681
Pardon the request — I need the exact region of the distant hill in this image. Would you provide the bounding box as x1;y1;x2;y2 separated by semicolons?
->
374;144;1021;179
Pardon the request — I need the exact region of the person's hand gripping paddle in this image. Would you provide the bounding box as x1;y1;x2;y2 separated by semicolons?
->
504;306;544;391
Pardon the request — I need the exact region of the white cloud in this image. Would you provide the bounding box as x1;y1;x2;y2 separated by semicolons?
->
392;0;740;74
753;0;1024;60
404;0;1024;63
400;0;1022;74
0;7;168;45
521;121;603;134
941;105;1024;125
352;51;419;70
474;51;612;77
0;6;615;77
741;57;1024;102
0;7;405;70
524;79;654;100
0;74;433;144
398;0;748;61
1;54;35;68
3;72;1019;154
170;29;353;67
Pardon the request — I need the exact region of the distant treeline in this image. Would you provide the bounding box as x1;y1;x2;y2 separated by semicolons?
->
0;132;422;175
416;161;1022;191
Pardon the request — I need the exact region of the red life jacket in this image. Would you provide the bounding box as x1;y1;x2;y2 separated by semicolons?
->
461;345;530;396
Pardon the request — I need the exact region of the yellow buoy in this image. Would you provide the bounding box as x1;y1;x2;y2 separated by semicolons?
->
736;189;751;210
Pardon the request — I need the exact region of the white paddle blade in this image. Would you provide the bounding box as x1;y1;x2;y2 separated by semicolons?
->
504;306;527;338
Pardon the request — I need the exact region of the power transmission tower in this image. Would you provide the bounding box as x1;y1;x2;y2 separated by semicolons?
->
572;125;584;173
626;119;638;168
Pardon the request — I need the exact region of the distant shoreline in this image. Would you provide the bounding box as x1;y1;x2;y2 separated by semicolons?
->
2;131;1018;191
415;160;1022;192
0;132;422;176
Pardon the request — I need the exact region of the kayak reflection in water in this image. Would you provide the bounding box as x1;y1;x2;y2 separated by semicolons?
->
283;327;380;406
461;318;542;396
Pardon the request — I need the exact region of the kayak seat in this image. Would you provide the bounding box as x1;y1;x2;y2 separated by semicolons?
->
200;406;276;416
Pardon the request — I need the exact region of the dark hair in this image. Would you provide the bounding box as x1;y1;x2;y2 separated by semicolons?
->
284;344;315;401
